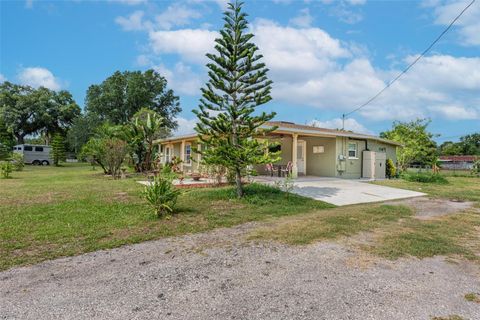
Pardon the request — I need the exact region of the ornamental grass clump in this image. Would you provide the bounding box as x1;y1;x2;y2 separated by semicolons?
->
10;153;24;171
0;161;13;179
401;172;448;184
142;175;181;217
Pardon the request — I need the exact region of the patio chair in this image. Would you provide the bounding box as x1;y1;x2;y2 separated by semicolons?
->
281;161;293;177
266;163;279;177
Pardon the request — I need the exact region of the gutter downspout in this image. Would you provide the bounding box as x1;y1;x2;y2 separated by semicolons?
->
357;139;369;178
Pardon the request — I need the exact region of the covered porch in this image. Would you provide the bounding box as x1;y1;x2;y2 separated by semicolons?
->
157;132;338;179
256;132;337;178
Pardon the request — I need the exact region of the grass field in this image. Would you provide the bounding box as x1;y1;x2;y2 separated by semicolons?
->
373;176;480;202
0;164;331;271
2;165;479;271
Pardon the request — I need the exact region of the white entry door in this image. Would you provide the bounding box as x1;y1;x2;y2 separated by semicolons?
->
297;140;306;175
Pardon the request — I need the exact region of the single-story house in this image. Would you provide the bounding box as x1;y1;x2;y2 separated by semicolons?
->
439;155;478;170
155;121;401;179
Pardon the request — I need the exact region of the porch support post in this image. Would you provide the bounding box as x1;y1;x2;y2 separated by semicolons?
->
159;144;163;164
180;140;185;172
292;133;298;178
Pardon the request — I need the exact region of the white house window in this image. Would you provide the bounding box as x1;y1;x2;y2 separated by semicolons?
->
185;143;192;165
348;143;358;158
165;146;171;163
313;146;324;154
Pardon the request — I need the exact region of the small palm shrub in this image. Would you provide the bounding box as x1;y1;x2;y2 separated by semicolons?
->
10;153;24;171
142;176;181;217
401;172;448;184
386;159;396;179
1;161;13;179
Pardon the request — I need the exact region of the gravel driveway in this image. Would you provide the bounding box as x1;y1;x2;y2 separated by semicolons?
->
1;223;479;320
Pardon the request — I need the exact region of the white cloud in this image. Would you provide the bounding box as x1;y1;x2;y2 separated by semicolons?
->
272;0;293;4
119;6;479;124
154;62;202;95
345;0;367;5
309;118;372;134
213;0;229;10
329;4;363;24
18;67;61;90
431;0;480;46
428;105;479;120
115;11;147;31
289;8;313;28
188;0;228;10
135;54;152;66
0;74;6;83
317;0;367;24
109;0;147;5
25;0;34;9
356;55;480;121
253;22;480;122
155;4;202;30
252;19;350;81
116;4;202;32
148;29;217;63
174;117;198;135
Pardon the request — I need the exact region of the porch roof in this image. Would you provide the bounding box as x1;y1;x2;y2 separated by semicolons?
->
155;121;402;147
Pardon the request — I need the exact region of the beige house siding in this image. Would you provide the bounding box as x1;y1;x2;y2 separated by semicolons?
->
155;122;400;179
161;140;202;174
335;137;367;179
160;136;397;178
368;140;397;164
335;137;398;179
254;136;292;175
303;136;337;177
173;143;181;158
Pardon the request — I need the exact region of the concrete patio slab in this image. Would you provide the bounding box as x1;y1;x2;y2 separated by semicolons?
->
255;176;425;206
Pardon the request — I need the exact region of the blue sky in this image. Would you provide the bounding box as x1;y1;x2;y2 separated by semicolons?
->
1;0;479;142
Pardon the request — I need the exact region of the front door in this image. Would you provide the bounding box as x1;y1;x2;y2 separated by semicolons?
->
297;140;306;175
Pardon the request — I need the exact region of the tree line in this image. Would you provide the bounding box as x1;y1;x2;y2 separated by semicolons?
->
0;69;181;172
381;118;479;170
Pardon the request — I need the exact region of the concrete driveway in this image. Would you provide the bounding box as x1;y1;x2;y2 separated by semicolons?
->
255;176;425;206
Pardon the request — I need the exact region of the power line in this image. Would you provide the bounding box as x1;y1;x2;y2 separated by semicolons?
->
341;0;476;129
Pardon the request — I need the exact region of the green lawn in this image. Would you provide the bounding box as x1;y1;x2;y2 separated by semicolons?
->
2;165;479;271
0;164;332;271
252;175;480;262
373;176;480;202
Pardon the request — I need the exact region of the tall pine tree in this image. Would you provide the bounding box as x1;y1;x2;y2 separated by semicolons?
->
51;134;66;166
194;1;278;198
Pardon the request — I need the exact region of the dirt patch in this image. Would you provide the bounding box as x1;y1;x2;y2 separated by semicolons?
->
386;197;474;219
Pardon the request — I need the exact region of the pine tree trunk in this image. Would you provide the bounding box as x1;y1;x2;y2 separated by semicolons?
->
235;167;243;198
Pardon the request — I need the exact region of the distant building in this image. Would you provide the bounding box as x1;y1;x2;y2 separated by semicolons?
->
439;155;478;170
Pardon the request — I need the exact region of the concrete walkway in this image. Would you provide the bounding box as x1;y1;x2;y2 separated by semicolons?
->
255;176;425;206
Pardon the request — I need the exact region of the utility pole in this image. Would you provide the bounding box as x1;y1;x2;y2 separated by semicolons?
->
342;114;345;131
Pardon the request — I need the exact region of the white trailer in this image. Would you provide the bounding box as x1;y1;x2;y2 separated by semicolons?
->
13;144;53;165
